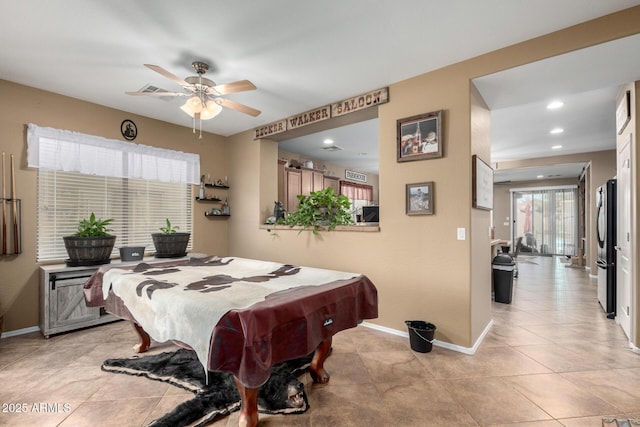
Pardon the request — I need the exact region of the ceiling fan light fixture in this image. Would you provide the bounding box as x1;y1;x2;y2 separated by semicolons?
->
180;96;204;117
199;100;222;120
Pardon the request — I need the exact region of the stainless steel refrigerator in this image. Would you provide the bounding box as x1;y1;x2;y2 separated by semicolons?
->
596;179;616;318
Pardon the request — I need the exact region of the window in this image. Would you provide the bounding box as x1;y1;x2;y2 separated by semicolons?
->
511;186;578;256
37;171;192;261
28;124;199;262
340;181;374;220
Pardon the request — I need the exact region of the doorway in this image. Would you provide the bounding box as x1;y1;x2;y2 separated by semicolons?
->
511;186;579;256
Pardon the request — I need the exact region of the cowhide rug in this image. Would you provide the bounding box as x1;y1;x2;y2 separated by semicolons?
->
102;348;314;427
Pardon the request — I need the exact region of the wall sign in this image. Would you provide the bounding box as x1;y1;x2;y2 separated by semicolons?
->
287;106;331;130
254;120;287;139
331;87;389;117
345;169;367;183
253;87;389;140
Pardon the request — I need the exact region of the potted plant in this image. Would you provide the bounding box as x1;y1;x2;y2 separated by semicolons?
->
63;213;116;265
276;187;354;234
151;218;190;258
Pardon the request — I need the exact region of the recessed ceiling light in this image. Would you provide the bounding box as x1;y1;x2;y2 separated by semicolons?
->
537;175;544;179
550;128;564;134
552;145;562;150
547;101;564;109
323;139;334;145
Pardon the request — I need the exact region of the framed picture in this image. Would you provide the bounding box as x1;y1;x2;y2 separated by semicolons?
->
397;110;443;162
472;155;493;210
406;182;434;215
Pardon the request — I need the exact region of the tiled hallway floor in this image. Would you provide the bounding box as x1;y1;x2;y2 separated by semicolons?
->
1;256;639;426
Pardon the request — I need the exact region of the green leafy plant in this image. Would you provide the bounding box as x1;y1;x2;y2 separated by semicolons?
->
277;187;354;234
159;218;180;234
73;213;114;237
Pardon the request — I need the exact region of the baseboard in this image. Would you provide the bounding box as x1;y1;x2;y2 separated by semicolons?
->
0;325;40;339
361;320;493;356
3;321;497;356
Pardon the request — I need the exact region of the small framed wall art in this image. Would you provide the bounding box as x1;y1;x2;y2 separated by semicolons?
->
406;181;434;215
472;154;493;210
121;119;137;141
397;110;443;162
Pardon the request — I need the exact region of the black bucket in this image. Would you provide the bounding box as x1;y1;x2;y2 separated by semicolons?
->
405;320;436;353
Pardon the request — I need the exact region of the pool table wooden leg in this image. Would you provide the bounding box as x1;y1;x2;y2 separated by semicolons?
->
130;322;151;353
310;337;332;384
233;376;259;427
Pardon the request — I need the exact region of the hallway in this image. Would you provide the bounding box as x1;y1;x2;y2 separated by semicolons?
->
0;256;639;426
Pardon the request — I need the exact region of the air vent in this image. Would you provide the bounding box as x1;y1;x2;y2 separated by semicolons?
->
140;84;174;101
323;145;344;152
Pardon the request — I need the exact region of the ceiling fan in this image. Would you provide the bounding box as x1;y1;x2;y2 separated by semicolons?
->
126;61;261;136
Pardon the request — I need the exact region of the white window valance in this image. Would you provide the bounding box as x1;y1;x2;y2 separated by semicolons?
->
27;123;200;184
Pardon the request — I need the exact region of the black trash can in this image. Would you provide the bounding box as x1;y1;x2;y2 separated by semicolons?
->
405;320;436;353
492;253;515;304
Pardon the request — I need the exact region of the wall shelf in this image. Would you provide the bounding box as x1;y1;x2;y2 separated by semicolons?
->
196;197;222;202
205;212;230;218
204;183;229;189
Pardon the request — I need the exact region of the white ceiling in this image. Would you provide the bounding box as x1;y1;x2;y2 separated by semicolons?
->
1;1;639;179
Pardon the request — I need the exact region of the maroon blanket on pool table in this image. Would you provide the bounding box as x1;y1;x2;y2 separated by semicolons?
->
83;255;378;388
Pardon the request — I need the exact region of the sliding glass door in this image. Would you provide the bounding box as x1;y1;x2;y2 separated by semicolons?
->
511;186;578;256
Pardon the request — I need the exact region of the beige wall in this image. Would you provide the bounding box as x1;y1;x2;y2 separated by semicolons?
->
0;80;228;331
229;7;640;350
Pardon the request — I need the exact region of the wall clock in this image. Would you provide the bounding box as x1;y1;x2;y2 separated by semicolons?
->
121;119;137;141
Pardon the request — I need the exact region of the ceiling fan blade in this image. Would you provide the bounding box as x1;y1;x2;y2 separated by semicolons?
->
212;80;256;95
144;64;191;89
219;98;261;117
125;91;186;96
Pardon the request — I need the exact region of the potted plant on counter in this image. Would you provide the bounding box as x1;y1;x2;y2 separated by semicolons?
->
276;187;353;234
151;218;191;258
63;213;116;266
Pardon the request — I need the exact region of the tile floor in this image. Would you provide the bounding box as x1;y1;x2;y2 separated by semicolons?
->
1;255;640;426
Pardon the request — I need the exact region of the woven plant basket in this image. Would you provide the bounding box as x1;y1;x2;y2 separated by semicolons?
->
151;233;190;258
63;235;116;265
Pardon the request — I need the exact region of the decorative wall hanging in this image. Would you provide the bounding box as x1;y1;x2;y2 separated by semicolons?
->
472;154;493;210
397;110;443;162
406;181;434;215
121;119;137;141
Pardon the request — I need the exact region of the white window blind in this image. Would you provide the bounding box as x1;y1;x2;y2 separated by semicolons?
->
37;170;193;262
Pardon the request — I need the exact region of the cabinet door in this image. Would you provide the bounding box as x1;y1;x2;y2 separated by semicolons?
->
301;168;313;196
50;277;100;328
286;169;302;211
324;177;340;193
313;171;324;192
277;159;286;204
